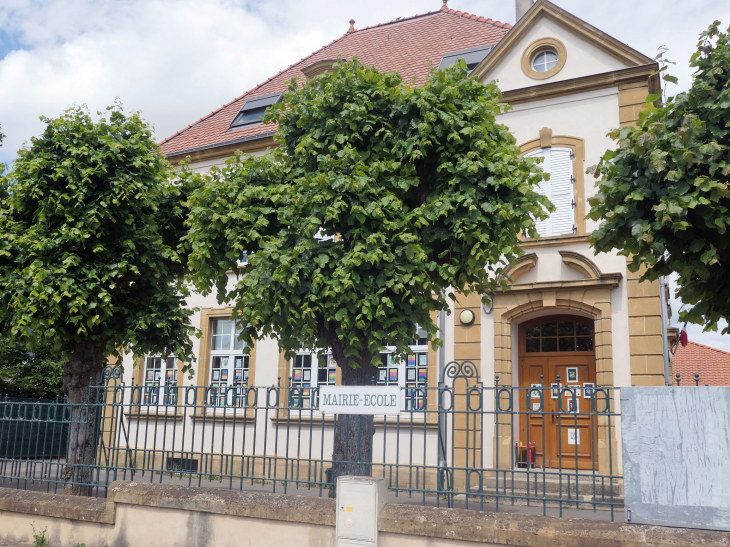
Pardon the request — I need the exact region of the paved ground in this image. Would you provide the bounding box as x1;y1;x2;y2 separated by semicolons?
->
0;472;625;523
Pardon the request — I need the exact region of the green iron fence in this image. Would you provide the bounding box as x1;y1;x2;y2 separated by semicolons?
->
0;362;623;520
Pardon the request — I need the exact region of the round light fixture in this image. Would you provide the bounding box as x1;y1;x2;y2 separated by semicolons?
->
459;309;476;325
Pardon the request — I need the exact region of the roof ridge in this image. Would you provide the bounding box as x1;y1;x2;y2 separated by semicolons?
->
441;5;511;29
160;5;511;148
349;7;511;35
159;32;353;146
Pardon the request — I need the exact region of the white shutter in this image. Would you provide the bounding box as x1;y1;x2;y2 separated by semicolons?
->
525;147;575;237
549;148;574;236
526;149;549;237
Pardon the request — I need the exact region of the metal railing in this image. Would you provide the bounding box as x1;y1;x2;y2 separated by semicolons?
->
0;363;623;520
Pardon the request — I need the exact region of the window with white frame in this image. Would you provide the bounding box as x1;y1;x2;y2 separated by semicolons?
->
143;355;178;405
375;325;429;410
208;319;249;406
525;147;576;237
290;326;430;411
290;352;338;408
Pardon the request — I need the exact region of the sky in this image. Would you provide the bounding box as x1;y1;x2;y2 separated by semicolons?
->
1;0;730;350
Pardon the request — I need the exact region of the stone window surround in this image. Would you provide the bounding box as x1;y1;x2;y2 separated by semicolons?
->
521;37;567;80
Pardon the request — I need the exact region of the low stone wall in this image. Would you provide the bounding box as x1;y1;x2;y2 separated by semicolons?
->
0;482;728;547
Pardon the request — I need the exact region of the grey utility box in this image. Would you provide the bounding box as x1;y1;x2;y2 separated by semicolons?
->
336;476;388;547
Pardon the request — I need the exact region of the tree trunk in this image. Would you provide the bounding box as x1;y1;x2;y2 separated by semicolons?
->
330;357;379;497
63;340;105;495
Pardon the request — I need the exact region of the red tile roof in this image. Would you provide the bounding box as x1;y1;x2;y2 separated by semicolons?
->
673;341;730;386
160;5;510;157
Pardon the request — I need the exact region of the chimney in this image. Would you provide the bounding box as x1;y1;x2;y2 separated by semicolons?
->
516;0;534;22
347;19;355;33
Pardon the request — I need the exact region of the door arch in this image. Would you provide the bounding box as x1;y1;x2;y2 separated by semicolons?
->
518;315;597;470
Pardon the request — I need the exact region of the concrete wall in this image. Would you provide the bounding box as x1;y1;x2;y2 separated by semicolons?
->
1;482;728;547
622;387;730;532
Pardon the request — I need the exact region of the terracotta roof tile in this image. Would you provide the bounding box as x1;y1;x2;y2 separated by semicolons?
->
673;341;730;386
160;7;510;157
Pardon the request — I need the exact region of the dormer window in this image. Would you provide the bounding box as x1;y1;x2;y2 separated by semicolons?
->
230;93;282;129
439;45;493;73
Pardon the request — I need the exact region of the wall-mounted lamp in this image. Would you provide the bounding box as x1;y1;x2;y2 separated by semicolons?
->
459;309;476;325
483;296;493;314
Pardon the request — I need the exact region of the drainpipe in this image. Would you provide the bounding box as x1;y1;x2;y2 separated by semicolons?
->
516;0;535;21
659;276;671;385
437;294;448;477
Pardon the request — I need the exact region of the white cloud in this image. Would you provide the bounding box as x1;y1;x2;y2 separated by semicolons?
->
2;0;729;351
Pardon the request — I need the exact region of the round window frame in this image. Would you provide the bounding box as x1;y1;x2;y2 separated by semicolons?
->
521;38;567;80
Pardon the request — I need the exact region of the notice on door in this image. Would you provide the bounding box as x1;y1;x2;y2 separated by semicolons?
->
319;386;401;416
567;428;580;445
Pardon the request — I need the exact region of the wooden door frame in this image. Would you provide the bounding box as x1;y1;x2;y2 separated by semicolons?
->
517;315;598;470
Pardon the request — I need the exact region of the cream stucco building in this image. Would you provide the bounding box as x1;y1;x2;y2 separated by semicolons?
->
117;0;670;477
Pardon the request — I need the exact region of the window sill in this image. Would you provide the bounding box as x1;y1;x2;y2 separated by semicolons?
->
190;409;257;423
124;409;184;420
520;234;590;249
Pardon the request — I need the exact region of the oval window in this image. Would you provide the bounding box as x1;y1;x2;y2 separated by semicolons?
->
531;49;559;73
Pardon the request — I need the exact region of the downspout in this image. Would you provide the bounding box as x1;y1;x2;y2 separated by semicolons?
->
659;276;671;385
437;294;448;480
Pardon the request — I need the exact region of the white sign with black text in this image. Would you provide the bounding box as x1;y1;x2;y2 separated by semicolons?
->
319;386;401;416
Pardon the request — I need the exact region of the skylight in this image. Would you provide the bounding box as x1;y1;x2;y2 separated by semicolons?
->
438;45;493;73
230;93;283;129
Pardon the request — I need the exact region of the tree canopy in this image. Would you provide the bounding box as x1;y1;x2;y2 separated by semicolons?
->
186;59;550;374
0;336;65;399
589;22;730;333
0;103;197;393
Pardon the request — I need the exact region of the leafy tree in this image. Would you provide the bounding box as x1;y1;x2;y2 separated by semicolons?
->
0;336;65;399
589;22;730;333
0;103;196;492
186;59;549;478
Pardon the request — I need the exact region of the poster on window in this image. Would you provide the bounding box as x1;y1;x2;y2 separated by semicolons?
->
328;370;336;384
418;354;427;367
213;370;220;381
407;355;416;367
551;383;560;399
530;383;541;399
303;370;311;381
583;383;595;399
407;369;416;381
378;369;387;382
418;369;427;382
567;399;579;413
389;368;398;382
221;370;228;382
294;370;302;382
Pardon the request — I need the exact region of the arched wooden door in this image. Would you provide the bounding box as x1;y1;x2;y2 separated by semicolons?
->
518;316;597;470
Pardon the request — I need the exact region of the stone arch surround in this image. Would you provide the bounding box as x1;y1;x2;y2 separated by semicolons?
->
493;288;614;388
491;288;618;475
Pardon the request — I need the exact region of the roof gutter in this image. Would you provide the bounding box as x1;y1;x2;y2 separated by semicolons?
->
164;131;277;161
